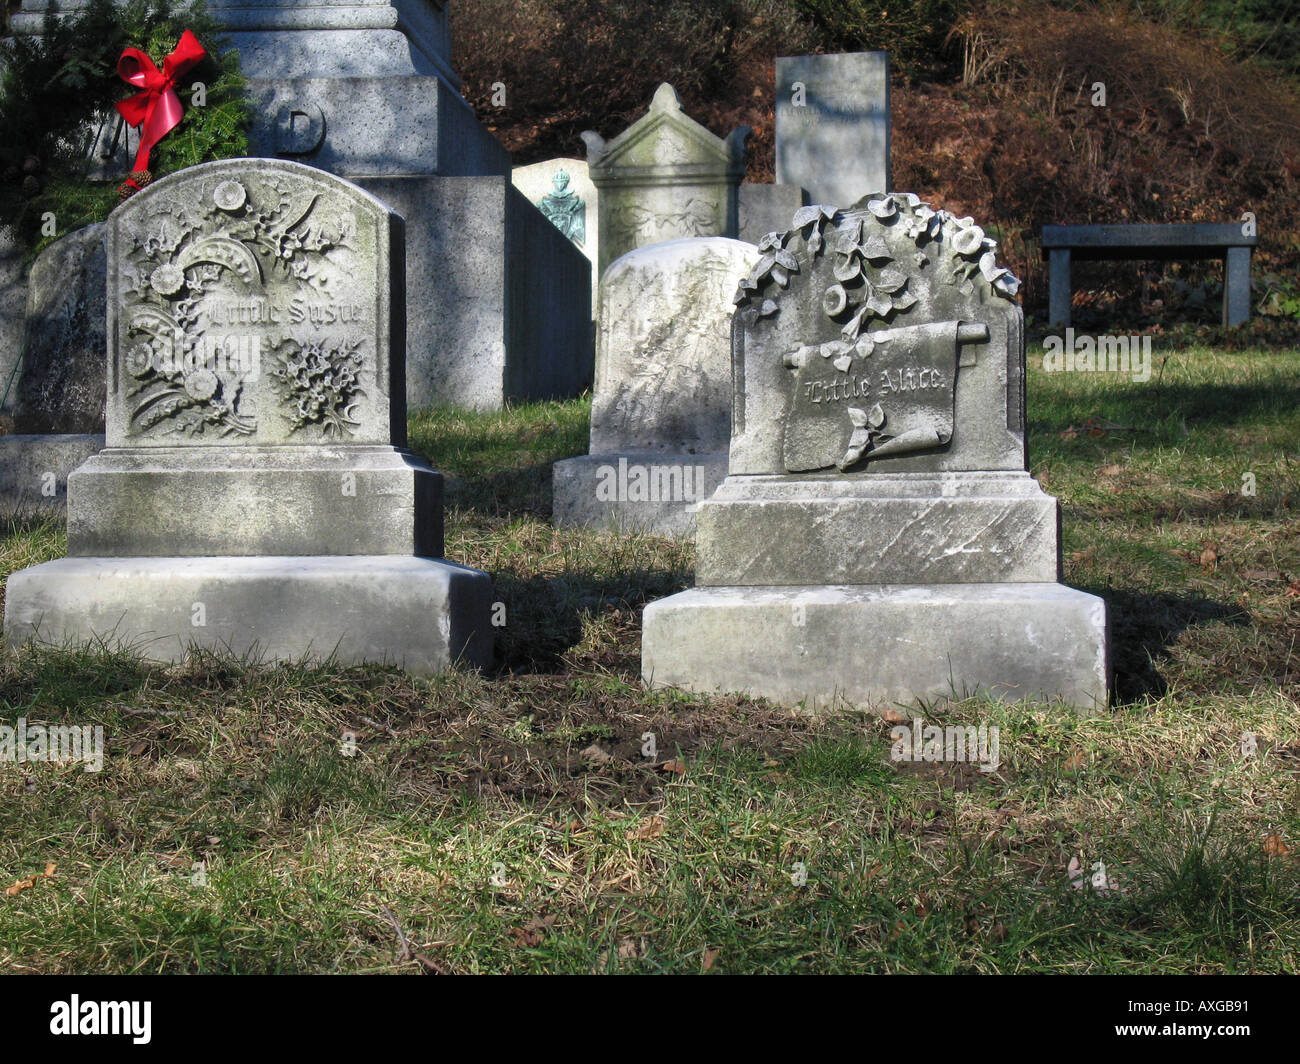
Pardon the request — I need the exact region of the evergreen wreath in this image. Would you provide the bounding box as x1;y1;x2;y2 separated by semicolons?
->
0;0;249;254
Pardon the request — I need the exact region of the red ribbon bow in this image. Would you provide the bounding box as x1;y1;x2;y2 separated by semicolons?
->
114;30;207;176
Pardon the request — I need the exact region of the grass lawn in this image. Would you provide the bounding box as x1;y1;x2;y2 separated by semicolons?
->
1;345;1297;974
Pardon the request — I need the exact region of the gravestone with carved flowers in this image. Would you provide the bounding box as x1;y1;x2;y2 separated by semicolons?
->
642;193;1109;711
4;159;493;674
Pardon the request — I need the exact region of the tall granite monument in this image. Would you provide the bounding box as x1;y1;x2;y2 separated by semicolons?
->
643;194;1109;710
4;160;493;673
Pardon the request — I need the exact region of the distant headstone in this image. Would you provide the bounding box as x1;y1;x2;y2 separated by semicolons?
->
738;183;806;244
775;52;890;208
0;232;25;418
553;238;759;535
0;226;107;512
584;84;750;282
4;159;494;674
513;158;599;319
14;224;107;435
643;193;1109;710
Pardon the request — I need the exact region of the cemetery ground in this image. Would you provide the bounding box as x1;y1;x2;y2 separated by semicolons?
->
1;343;1297;975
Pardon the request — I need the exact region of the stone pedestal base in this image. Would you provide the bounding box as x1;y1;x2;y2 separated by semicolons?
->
642;582;1109;712
67;446;441;558
0;434;104;512
552;452;727;535
696;473;1061;585
4;555;493;675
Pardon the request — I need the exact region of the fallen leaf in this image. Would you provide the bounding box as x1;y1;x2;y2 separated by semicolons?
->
5;862;55;897
627;815;665;840
1064;749;1088;772
1199;544;1219;569
701;947;721;972
510;914;557;947
880;707;909;724
580;743;613;765
617;937;640;960
1263;833;1291;857
1099;464;1123;477
657;759;686;775
1287;580;1300;599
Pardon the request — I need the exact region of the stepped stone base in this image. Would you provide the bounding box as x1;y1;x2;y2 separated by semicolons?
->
68;446;441;558
695;472;1061;585
642;582;1109;712
552;452;727;535
4;555;493;675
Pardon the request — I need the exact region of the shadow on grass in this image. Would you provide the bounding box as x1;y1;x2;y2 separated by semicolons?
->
490;563;691;674
1085;586;1251;701
442;461;559;520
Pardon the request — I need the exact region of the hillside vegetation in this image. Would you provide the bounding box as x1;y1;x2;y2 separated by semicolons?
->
452;0;1300;331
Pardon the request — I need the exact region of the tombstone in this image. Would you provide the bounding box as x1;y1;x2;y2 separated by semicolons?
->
775;52;890;209
584;84;750;283
738;184;807;244
11;0;592;412
4;159;493;673
512;158;599;320
643;194;1109;710
0;226;108;511
0;231;25;418
553;237;759;535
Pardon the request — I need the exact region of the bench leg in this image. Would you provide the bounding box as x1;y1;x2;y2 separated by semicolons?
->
1049;249;1071;328
1223;246;1251;326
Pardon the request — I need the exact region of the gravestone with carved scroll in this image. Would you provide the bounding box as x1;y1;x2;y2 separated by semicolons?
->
643;194;1109;711
4;159;493;674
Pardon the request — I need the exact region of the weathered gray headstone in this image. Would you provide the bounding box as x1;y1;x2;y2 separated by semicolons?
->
584;84;750;282
14;224;107;435
775;52;890;208
512;158;598;320
4;159;493;673
553;237;759;534
0;231;25;420
0;226;108;512
643;194;1109;710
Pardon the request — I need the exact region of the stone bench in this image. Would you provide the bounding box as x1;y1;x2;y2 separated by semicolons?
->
1041;223;1257;327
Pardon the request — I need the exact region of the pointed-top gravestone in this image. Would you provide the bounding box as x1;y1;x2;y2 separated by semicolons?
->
4;159;493;674
643;193;1109;711
584;84;750;281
